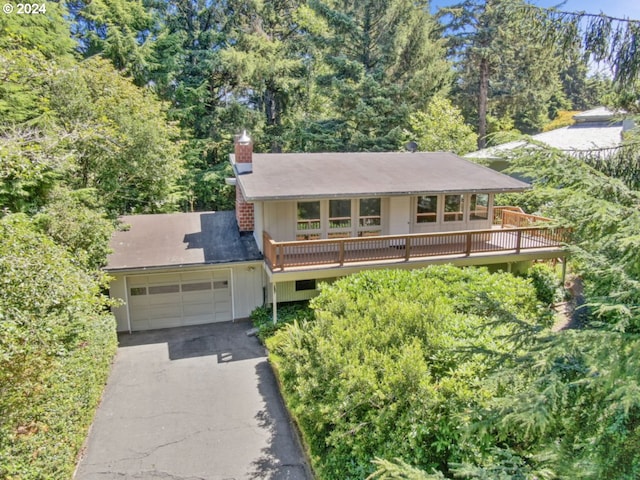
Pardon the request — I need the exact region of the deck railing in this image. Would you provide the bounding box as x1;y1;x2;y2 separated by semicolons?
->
263;225;570;272
493;206;552;228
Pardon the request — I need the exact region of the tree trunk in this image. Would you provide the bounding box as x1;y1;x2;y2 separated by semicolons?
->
477;56;489;149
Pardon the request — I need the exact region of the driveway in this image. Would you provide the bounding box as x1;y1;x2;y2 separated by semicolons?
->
74;321;312;480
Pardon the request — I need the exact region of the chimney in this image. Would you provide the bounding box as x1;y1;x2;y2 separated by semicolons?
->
234;131;254;232
234;130;253;171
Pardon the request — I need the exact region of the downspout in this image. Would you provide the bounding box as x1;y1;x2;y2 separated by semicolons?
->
124;276;132;334
272;282;278;325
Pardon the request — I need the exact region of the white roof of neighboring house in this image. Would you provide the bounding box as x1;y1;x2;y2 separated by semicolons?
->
466;107;627;160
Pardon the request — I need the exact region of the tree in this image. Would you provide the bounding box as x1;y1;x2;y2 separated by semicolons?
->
306;0;451;151
66;0;155;83
406;96;477;154
49;58;184;214
441;0;568;147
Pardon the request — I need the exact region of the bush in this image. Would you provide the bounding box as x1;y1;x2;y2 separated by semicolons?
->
267;266;544;479
525;262;562;305
250;301;314;341
0;214;117;479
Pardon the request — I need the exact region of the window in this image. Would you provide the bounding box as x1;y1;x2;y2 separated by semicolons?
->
297;201;321;240
181;282;212;292
470;194;489;220
444;194;464;222
213;280;229;289
295;279;316;291
328;199;352;238
416;196;438;223
148;284;180;295
329;199;351;228
130;287;147;296
358;198;381;236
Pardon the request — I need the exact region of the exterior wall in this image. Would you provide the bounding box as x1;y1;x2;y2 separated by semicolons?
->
268;277;338;303
261;193;495;242
109;263;264;332
252;201;264;250
109;275;129;332
236;187;255;232
263;201;296;241
232;263;265;318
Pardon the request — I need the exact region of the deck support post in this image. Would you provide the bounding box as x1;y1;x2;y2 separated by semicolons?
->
272;282;278;325
561;257;567;286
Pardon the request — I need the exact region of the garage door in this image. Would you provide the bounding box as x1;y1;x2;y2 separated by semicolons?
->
127;270;232;331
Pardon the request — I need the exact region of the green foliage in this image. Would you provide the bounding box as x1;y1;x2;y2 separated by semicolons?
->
33;188;114;270
0;214;117;479
250;302;314;341
501;147;640;332
50;57;184;213
268;266;543;479
406;96;477;154
522;263;562;306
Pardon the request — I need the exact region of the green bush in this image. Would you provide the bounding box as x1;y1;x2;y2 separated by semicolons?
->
524;262;562;305
0;214;118;479
251;301;314;341
267;266;544;479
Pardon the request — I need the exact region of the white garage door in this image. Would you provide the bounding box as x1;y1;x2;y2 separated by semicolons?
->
127;270;232;331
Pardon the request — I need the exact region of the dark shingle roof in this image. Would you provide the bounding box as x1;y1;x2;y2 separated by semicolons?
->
235;151;529;201
105;211;262;271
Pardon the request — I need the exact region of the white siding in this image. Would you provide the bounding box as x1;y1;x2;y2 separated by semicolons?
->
264;201;296;241
232;263;265;318
253;201;264;250
109;276;129;332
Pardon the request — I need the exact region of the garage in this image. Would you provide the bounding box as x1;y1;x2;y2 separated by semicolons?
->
126;270;232;331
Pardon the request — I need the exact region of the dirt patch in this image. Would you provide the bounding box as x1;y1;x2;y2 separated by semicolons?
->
552;276;586;332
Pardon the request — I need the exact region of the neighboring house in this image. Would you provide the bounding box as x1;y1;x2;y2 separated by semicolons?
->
106;134;570;331
466;107;633;170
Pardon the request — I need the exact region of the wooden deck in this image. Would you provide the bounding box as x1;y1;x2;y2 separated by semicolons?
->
263;223;570;272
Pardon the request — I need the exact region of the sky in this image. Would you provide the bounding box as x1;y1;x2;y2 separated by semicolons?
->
431;0;640;21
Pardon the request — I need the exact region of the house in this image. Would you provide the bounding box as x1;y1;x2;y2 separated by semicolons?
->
466;107;633;170
106;134;570;331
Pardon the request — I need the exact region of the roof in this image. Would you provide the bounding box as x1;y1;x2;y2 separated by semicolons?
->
105;211;262;272
466;107;625;160
235;151;529;201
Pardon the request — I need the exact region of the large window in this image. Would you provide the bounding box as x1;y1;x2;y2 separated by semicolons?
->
297;201;321;240
328;199;352;238
416;196;438;223
470;194;489;220
358;198;381;236
444;194;464;222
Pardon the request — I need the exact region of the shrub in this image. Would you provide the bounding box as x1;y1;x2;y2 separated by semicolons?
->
267;266;545;479
0;214;117;479
250;301;314;341
524;262;562;305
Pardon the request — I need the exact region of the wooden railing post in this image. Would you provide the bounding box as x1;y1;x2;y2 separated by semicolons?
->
465;232;472;256
339;241;345;266
516;229;522;253
405;236;411;261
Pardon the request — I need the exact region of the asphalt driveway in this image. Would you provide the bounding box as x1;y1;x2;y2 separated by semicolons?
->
74;321;311;480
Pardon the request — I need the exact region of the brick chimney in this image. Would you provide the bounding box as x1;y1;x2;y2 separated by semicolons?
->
235;131;254;232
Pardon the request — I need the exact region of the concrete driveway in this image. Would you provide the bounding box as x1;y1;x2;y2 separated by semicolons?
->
74;321;312;480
